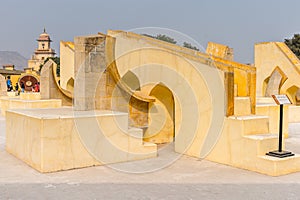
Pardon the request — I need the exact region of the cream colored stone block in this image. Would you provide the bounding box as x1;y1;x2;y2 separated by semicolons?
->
234;97;251;116
96;113;129;137
20;92;41;100
92;133;129;164
229;115;269;135
257;155;300;176
206;115;299;176
205;119;231;164
228;130;258;167
244;134;278;156
6;108;157;173
288;105;300;123
256;104;289;138
256;97;276;104
0;98;62;116
128;128;143;146
6;113;42;171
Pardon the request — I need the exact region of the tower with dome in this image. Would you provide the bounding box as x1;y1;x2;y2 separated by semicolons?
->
27;28;56;72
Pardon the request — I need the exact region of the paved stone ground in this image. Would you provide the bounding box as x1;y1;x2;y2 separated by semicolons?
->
1;112;300;199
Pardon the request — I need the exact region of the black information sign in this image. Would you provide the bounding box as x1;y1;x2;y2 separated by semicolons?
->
266;95;294;158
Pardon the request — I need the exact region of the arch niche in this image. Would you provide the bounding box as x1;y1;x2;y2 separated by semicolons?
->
144;83;175;144
66;77;74;92
264;66;287;97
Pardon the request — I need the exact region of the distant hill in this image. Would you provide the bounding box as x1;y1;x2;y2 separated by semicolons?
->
0;51;27;70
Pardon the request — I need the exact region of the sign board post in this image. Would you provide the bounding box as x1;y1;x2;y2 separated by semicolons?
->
266;95;294;158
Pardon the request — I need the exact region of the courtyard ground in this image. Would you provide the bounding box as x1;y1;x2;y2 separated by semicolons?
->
1;112;300;199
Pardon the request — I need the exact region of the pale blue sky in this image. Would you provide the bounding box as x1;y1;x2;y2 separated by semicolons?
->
0;0;299;63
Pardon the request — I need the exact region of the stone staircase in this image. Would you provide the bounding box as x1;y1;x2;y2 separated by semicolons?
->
230;97;278;159
208;96;300;176
235;97;300;176
256;97;289;137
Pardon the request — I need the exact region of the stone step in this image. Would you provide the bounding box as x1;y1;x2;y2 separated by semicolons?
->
128;127;143;146
257;154;300;176
256;97;276;105
229;115;269;135
234;97;251;116
256;103;289;138
244;133;279;156
128;128;157;159
127;141;157;160
143;142;157;148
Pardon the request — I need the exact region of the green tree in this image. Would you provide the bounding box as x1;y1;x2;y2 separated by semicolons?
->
142;34;200;51
285;34;300;59
183;42;199;51
155;34;177;44
143;34;177;44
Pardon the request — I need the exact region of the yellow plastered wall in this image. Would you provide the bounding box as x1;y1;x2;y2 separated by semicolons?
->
206;42;233;61
107;30;226;158
5;75;21;91
234;68;249;96
60;41;75;91
255;42;300;103
206;42;255;103
212;56;256;113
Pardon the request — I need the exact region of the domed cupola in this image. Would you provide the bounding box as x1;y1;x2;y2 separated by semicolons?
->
37;28;51;42
28;28;56;71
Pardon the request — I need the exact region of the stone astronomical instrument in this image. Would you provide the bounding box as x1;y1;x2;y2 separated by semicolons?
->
19;75;39;92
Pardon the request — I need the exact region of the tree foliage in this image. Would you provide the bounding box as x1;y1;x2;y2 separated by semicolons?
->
285;34;300;59
142;34;177;44
155;34;177;44
142;34;199;51
183;42;199;51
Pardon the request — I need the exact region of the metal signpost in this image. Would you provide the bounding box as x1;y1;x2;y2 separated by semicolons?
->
266;95;294;158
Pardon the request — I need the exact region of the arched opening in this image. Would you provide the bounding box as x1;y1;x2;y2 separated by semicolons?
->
66;77;74;92
263;76;270;97
286;85;300;104
121;70;140;91
264;67;287;97
144;83;175;144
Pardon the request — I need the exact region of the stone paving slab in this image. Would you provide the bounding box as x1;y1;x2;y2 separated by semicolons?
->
1;183;300;200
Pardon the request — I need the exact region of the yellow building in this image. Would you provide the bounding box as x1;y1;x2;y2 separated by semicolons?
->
0;65;23;91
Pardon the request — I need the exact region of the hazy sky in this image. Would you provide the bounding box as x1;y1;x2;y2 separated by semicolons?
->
0;0;300;63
